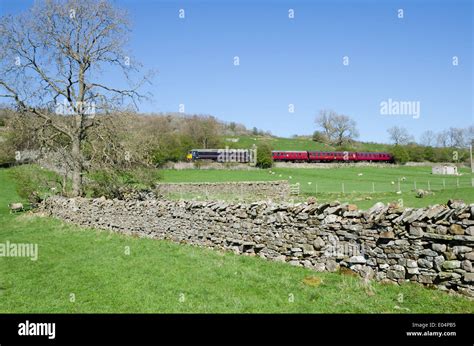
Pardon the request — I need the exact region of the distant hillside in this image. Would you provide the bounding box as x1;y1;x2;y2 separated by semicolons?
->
222;135;469;164
225;135;393;152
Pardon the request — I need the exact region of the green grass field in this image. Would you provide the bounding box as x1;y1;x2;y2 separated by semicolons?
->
0;168;473;313
161;166;474;209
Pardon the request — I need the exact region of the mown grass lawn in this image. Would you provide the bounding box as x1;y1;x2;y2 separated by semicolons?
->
0;168;473;313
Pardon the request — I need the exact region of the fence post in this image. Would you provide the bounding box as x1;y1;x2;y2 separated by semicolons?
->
428;181;431;191
342;182;345;194
372;182;375;193
456;178;459;188
443;179;445;189
397;178;400;192
414;181;417;190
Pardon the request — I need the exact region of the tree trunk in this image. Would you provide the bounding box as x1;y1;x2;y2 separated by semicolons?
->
71;136;83;197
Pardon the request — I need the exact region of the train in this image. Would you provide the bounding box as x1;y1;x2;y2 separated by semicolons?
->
187;148;255;162
188;149;394;163
272;150;393;163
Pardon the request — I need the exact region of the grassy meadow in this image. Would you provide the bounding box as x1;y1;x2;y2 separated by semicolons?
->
161;165;474;209
0;167;473;313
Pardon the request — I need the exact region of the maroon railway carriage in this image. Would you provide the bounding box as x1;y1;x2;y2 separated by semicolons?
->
271;151;309;162
308;151;357;162
355;152;393;162
271;150;393;163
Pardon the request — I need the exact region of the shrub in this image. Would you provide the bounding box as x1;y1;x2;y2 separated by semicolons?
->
423;146;435;162
312;131;328;143
151;134;194;167
256;143;273;168
390;145;410;164
85;168;162;199
406;145;424;162
8;165;62;204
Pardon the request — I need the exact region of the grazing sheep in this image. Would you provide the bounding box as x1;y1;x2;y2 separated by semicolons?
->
8;202;24;213
391;181;395;185
357;173;363;176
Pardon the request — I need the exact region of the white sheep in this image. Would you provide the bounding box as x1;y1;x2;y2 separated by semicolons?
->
8;203;24;214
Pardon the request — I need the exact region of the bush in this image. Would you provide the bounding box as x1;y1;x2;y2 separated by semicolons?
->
85;168;162;199
151;134;194;167
86;170;125;198
390;145;410;164
312;131;328;143
8;165;62;204
406;145;424;162
0;144;15;165
423;146;435;162
256;143;273;168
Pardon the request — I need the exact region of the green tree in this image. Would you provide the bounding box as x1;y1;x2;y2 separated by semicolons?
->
391;145;410;164
256;143;273;168
406;144;424;162
423;146;435;162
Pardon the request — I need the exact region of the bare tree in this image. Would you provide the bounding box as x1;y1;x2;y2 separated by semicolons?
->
184;115;221;149
419;130;435;146
436;130;449;148
315;110;336;140
0;0;150;196
315;110;358;146
447;127;466;148
465;126;474;147
387;126;413;145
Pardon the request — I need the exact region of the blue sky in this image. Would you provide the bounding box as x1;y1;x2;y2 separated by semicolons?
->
1;0;472;143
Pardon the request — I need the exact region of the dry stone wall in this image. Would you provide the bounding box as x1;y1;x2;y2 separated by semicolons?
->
154;181;290;201
41;196;474;297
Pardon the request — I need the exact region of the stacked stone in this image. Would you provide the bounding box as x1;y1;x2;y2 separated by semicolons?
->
41;196;474;297
154;181;290;201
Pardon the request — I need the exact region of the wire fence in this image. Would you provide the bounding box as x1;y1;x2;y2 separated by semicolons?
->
296;177;473;195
